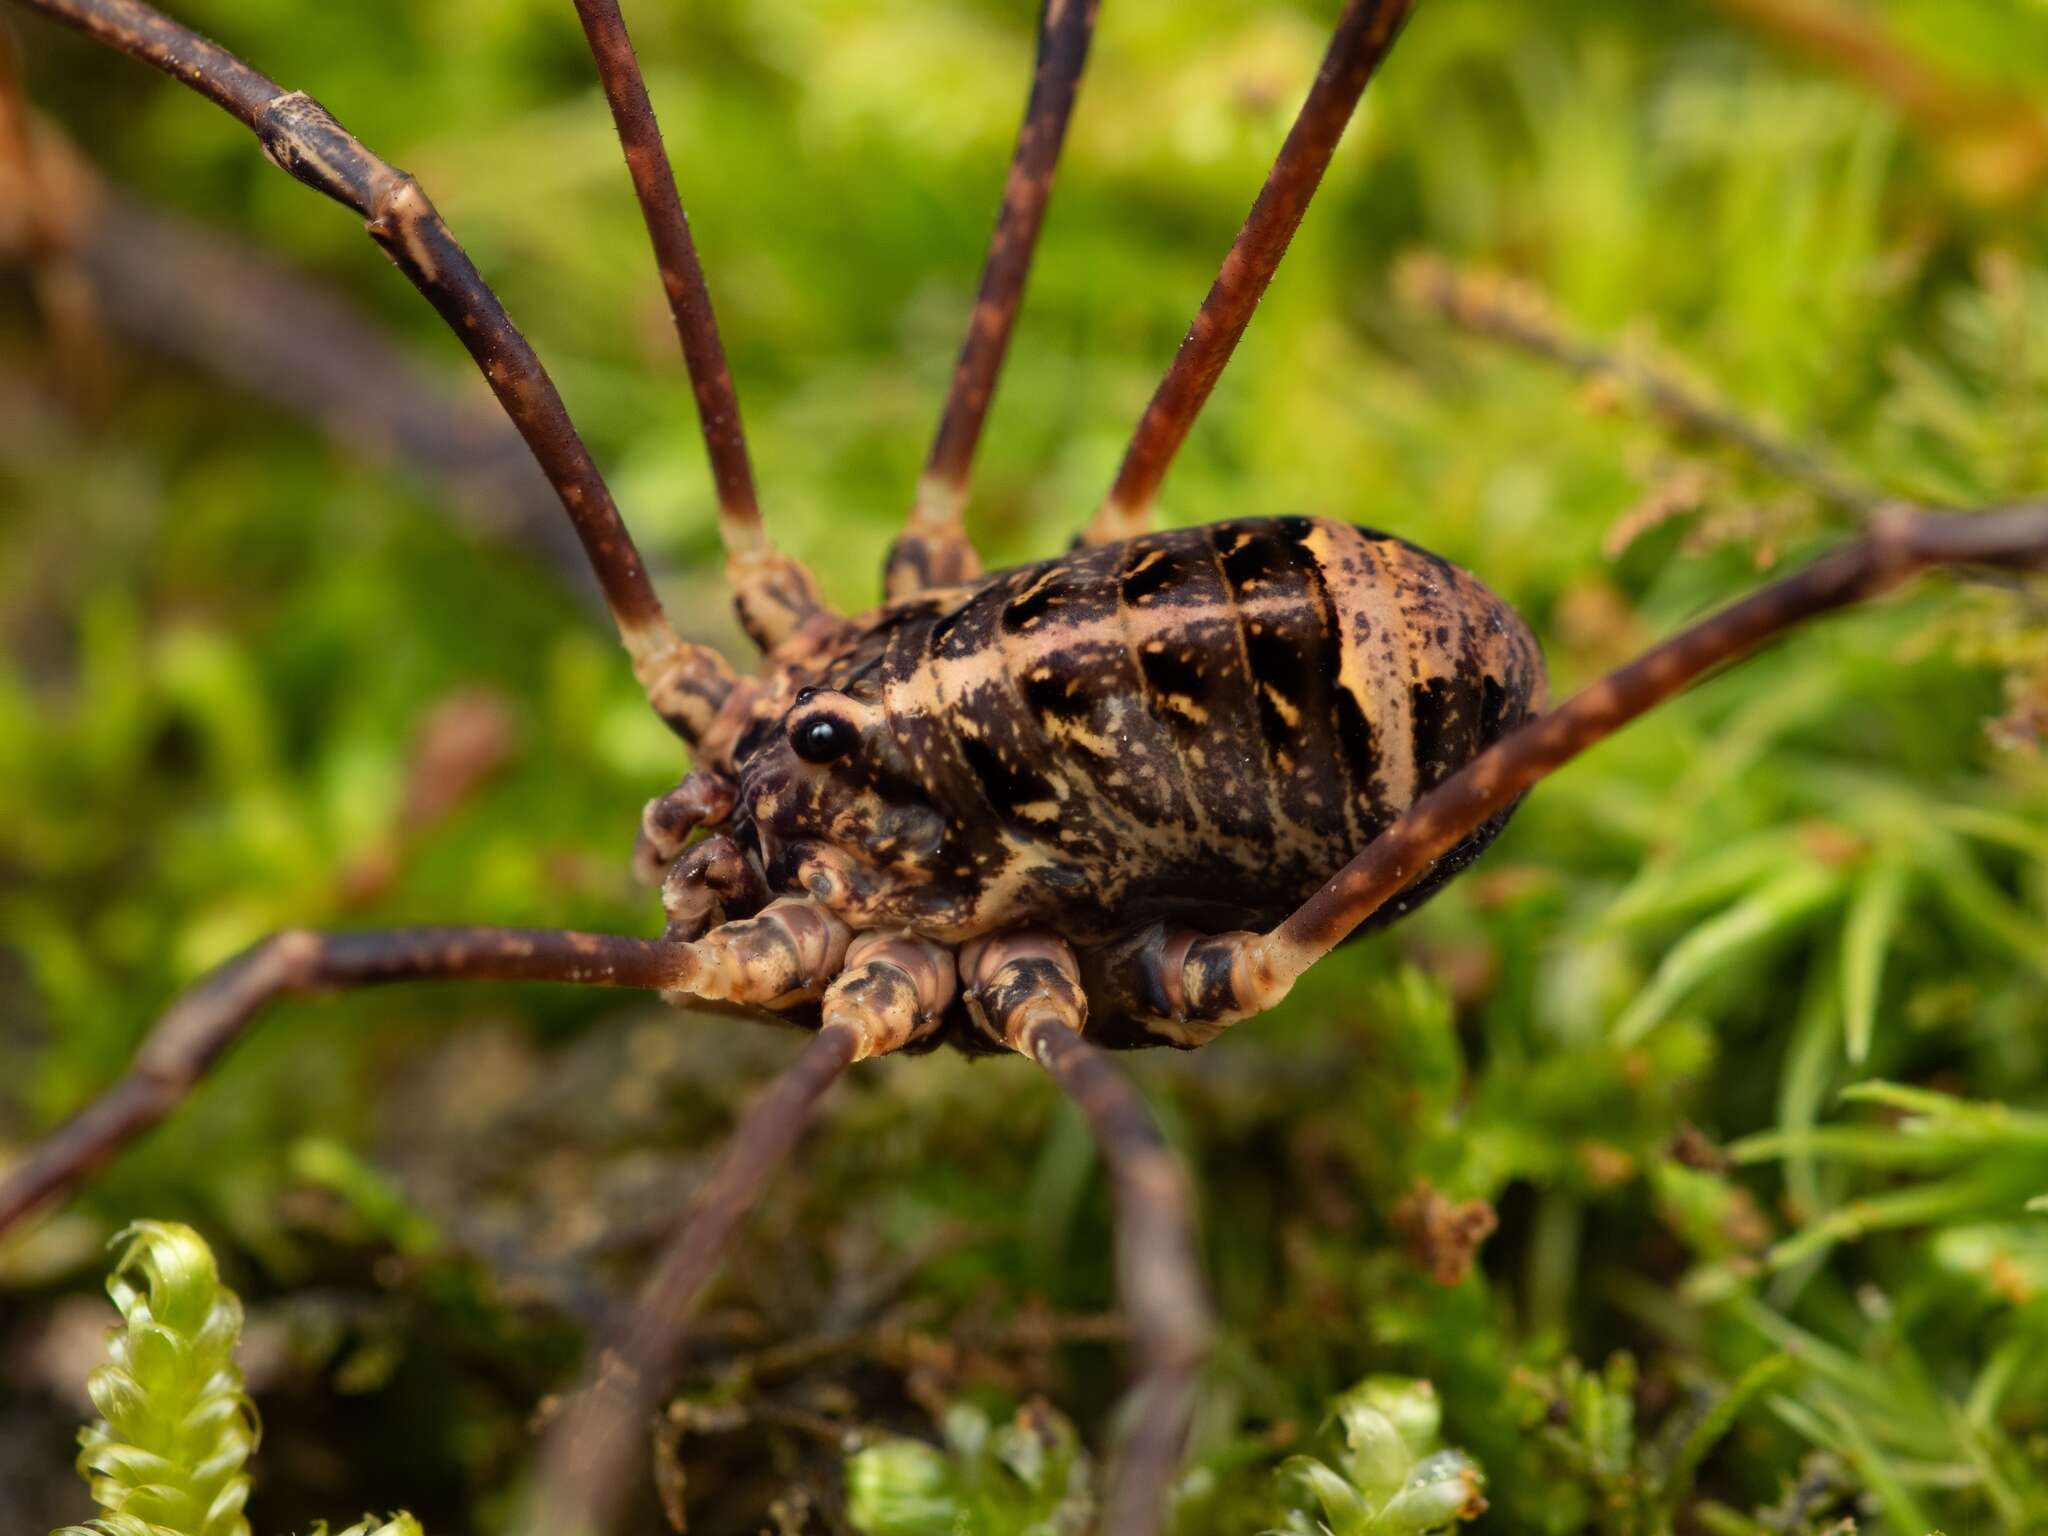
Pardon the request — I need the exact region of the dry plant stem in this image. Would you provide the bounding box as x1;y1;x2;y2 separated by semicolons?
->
92;191;596;592
1248;502;2048;992
890;0;1101;596
0;927;689;1235
0;105;598;590
569;0;824;648
1025;1019;1211;1536
1085;0;1414;545
0;31;108;407
520;1022;862;1536
1399;253;1878;517
8;0;740;738
1710;0;2048;205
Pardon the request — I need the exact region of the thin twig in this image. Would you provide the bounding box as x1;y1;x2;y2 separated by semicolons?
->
1711;0;2048;207
0;104;610;596
520;1023;862;1536
1086;0;1415;544
1396;252;1881;518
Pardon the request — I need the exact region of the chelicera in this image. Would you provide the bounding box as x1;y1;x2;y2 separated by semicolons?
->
4;0;2045;1531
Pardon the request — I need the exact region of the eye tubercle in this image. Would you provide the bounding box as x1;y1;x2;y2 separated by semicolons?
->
791;711;860;764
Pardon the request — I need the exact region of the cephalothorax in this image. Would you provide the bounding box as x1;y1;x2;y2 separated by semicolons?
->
4;1;2044;1533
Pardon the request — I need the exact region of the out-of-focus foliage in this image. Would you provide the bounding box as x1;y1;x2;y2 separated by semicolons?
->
2;0;2045;1532
846;1401;1094;1535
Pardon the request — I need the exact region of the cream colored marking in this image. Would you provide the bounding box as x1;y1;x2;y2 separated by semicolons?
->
1329;524;1419;816
1261;684;1301;730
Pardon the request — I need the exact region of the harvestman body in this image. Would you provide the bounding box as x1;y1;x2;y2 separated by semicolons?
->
5;1;2046;1532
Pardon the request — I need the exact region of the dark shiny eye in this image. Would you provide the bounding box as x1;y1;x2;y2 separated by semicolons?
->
791;713;859;764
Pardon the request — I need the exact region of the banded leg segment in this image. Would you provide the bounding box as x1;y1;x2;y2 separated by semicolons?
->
520;935;957;1536
569;0;826;651
964;933;1212;1536
0;926;690;1236
1108;503;2048;1034
1083;0;1416;546
886;0;1102;599
7;0;739;740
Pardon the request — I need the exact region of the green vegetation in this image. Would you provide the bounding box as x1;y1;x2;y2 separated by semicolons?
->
2;1;2044;1532
51;1221;422;1536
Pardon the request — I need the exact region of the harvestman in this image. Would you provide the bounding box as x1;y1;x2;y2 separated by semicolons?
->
3;2;2045;1532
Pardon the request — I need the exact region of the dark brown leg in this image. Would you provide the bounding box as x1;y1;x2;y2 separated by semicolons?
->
1031;1025;1211;1536
567;0;827;651
0;926;690;1236
1083;0;1416;546
1110;502;2048;1032
520;934;956;1536
0;898;865;1239
7;0;736;740
962;934;1213;1536
885;0;1102;598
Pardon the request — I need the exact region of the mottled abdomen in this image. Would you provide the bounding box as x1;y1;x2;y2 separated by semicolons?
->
844;516;1544;942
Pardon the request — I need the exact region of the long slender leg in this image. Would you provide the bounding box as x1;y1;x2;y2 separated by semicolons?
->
7;0;735;741
1098;502;2048;1033
0;927;688;1235
885;0;1102;599
519;934;956;1536
963;934;1213;1536
1081;0;1416;547
568;0;827;652
0;898;861;1238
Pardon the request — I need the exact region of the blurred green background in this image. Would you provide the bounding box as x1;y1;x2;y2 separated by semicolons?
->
3;0;2047;1531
